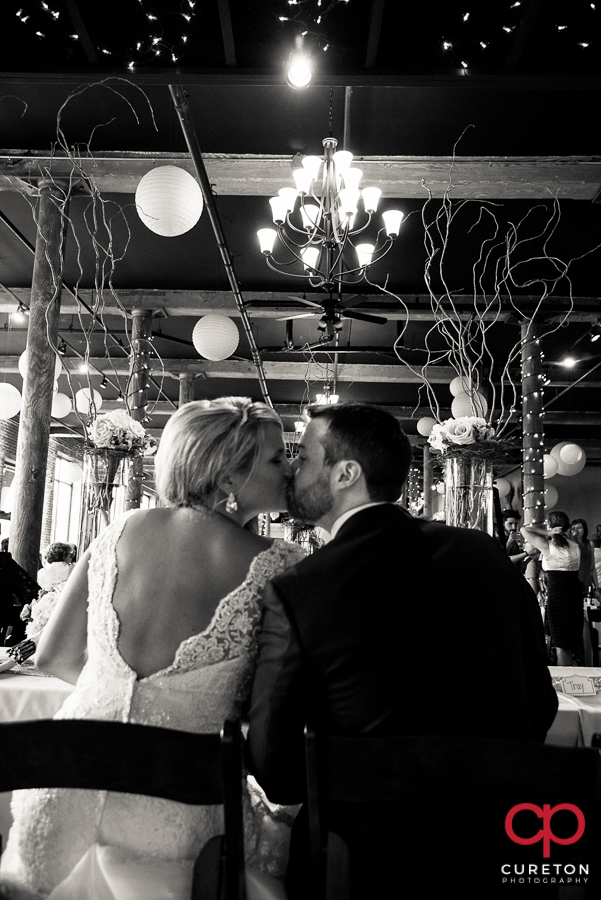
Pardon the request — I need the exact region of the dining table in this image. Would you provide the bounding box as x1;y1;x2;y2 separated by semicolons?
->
544;666;601;748
0;658;74;845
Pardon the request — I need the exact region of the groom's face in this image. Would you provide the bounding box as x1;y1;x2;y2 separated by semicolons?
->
288;419;334;524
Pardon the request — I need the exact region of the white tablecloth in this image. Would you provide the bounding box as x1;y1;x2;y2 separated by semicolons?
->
545;666;601;748
0;668;74;845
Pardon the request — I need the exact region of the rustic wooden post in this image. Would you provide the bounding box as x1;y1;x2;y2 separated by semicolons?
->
11;179;69;578
178;374;195;406
125;309;153;510
423;445;433;519
521;319;545;593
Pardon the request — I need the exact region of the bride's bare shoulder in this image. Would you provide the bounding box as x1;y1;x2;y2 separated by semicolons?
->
122;506;272;553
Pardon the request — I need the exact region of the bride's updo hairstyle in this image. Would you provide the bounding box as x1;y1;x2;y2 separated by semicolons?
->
155;396;282;510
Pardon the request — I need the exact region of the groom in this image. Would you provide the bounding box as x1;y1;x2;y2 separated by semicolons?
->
247;403;558;895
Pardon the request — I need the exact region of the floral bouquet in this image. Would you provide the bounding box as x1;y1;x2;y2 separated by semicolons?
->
428;416;515;463
87;409;157;456
22;588;62;640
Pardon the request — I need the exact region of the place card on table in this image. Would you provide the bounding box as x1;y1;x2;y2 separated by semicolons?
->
561;675;596;696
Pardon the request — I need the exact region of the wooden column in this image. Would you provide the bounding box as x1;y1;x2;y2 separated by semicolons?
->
125;309;153;510
521;319;545;527
11;179;69;578
178;374;195;406
422;445;433;519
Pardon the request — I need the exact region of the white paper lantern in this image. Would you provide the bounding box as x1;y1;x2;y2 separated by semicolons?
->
417;416;437;437
0;383;22;419
435;482;445;494
559;443;583;465
75;388;102;415
543;454;558;479
135;166;204;237
550;441;569;460
559;454;586;477
68;461;83;483
192;315;240;361
451;391;488;418
449;375;472;397
18;349;62;381
544;484;558;509
51;392;72;419
494;477;511;497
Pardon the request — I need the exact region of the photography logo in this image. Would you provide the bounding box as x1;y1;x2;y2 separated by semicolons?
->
501;803;589;886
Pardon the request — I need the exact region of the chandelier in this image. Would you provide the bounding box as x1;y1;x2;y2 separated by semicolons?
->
257;137;404;291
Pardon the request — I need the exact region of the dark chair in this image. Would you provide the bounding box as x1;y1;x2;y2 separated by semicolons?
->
0;718;247;900
304;726;601;900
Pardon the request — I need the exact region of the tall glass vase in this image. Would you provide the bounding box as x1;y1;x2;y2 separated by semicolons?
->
79;448;131;552
444;455;494;534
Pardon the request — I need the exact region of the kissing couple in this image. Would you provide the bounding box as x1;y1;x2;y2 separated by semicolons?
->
0;398;558;900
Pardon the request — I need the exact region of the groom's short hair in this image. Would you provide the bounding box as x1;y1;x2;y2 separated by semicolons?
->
307;403;412;502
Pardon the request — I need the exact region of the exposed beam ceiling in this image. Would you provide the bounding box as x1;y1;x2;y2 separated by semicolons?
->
1;289;599;322
1;153;600;200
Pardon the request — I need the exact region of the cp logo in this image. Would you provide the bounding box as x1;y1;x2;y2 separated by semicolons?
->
505;804;585;858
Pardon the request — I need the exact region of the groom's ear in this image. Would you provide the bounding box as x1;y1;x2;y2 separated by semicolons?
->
330;459;363;492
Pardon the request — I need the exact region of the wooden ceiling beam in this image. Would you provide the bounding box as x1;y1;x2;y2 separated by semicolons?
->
217;0;237;67
2;288;599;321
0;355;456;383
1;153;600;200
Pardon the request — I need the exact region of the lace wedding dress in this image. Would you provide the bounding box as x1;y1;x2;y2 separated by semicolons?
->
0;512;305;900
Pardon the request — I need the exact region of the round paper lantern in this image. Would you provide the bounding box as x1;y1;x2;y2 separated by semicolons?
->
75;388;102;415
559;443;583;465
135;166;204;237
543;454;558;479
0;383;22;419
544;484;558;509
550;441;569;460
51;392;72;419
417;416;437;437
494;477;511;497
435;482;445;494
451;391;488;419
18;350;62;381
449;375;472;397
559;454;586;477
192;315;240;361
68;461;83;483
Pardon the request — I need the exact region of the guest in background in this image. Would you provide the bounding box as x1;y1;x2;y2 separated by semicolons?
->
68;543;78;564
502;508;529;571
36;542;75;592
570;518;600;598
592;535;601;587
522;511;583;666
0;539;40;646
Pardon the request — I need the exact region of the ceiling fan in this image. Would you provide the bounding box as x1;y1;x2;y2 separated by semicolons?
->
277;294;388;337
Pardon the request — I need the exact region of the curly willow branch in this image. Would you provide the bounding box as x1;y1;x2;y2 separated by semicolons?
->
8;79;172;437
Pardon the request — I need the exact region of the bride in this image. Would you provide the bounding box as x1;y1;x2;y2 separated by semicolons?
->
0;397;305;900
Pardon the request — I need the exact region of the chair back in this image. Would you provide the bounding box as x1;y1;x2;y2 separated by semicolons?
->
305;725;601;899
0;718;246;900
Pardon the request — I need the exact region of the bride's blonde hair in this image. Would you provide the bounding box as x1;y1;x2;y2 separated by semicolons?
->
155;397;282;510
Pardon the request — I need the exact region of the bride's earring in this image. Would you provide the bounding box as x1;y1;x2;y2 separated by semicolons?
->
225;492;238;514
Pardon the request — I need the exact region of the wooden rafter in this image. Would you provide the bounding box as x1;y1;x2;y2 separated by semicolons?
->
63;0;100;66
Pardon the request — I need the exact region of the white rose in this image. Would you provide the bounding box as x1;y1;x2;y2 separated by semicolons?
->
427;423;446;452
445;417;476;445
108;410;134;429
89;416;115;448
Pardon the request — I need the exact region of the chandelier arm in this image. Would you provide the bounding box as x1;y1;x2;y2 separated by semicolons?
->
333;272;367;286
277;225;315;251
265;256;325;284
347;211;374;239
284;216;324;240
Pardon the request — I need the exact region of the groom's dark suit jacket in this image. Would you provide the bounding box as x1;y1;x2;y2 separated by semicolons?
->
248;504;558;805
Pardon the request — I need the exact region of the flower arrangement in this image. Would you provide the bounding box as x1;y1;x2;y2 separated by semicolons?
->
428;416;515;463
87;409;157;456
21;587;62;640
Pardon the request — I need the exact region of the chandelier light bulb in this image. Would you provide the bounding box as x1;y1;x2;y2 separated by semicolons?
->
355;243;375;267
286;48;312;89
300;204;320;230
300;246;320;271
293;168;313;195
269;196;288;224
332;150;353;174
343;167;363;191
338;188;360;217
301;155;322;182
382;209;404;238
361;186;382;213
278;187;298;213
257;228;277;254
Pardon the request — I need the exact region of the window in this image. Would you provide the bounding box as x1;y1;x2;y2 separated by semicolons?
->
51;456;82;545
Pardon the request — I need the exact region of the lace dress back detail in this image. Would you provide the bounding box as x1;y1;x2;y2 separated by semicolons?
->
0;511;305;900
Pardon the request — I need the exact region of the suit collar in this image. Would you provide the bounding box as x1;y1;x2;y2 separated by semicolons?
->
333;502;412;540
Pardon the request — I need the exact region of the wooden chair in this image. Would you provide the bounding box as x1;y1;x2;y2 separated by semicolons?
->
304;726;601;900
0;718;246;900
